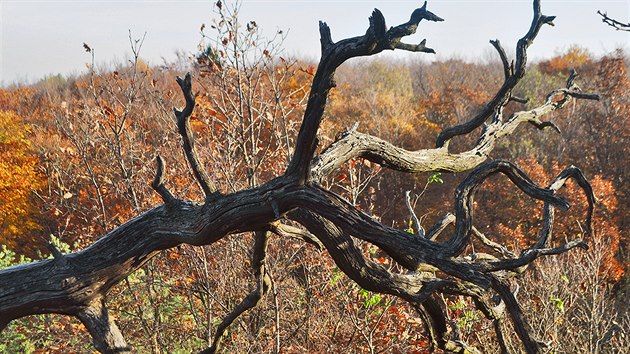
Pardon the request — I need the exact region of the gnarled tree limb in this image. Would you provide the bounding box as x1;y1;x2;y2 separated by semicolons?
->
435;0;556;148
311;69;598;181
285;2;443;184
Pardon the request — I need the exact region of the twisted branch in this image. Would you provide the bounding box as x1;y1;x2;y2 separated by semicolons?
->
151;155;176;204
311;69;598;183
436;0;556;148
286;2;443;183
174;73;218;199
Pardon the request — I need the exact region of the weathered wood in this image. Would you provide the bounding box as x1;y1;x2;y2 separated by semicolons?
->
77;298;130;353
285;1;443;183
174;73;218;198
435;0;557;148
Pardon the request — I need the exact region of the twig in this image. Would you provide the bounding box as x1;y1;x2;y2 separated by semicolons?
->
597;10;630;31
405;191;424;237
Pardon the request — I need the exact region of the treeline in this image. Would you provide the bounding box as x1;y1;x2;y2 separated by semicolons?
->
0;14;628;352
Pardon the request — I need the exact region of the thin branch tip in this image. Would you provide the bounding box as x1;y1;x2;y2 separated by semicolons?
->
490;39;511;79
597;9;630;31
176;72;192;89
410;4;444;24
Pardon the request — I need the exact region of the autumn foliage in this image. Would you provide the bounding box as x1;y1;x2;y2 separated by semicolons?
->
0;101;44;254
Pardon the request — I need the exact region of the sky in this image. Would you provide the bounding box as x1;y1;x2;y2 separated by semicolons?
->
1;0;628;85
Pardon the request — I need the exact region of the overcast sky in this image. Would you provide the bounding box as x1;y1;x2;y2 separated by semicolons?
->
1;0;628;85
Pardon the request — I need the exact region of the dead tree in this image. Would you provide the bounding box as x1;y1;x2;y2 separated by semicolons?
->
0;1;599;353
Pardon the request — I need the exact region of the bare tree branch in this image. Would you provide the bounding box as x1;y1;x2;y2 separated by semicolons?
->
426;213;455;241
77;298;131;353
405;190;424;237
174;73;219;199
286;2;443;184
312;69;598;182
151;155;177;205
269;221;323;250
436;0;556;148
598;10;630;31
